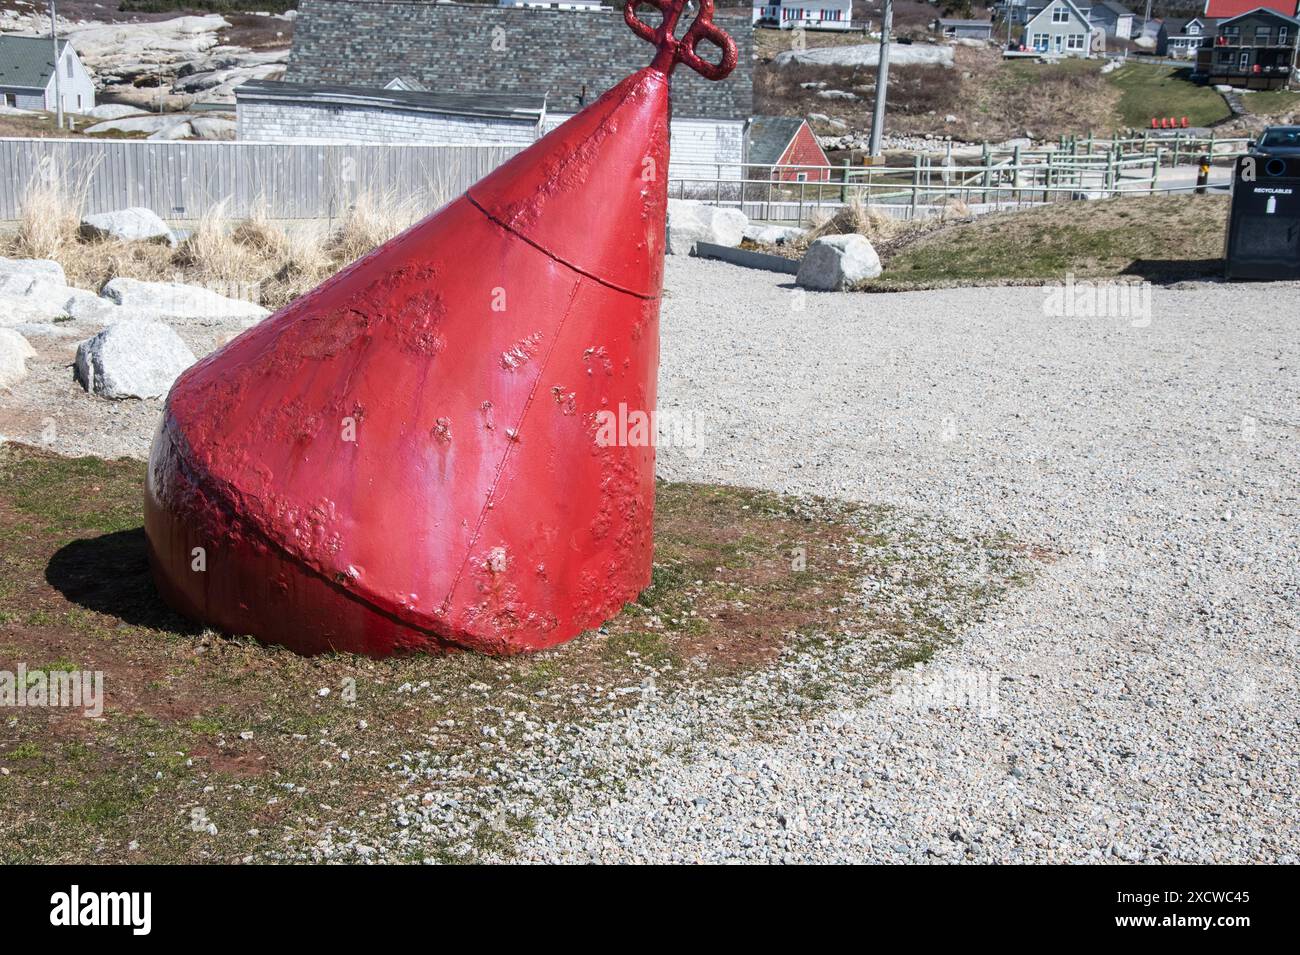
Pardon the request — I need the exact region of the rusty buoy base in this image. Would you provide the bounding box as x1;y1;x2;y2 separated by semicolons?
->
145;421;649;656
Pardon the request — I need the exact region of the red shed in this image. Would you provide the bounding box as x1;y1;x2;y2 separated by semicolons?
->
746;115;832;183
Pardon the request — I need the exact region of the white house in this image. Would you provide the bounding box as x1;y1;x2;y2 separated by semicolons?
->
754;0;854;31
0;35;95;114
1022;0;1094;56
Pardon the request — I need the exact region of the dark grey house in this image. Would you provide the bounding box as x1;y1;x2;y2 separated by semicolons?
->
1196;8;1300;89
284;0;754;176
1157;16;1219;57
1088;1;1136;39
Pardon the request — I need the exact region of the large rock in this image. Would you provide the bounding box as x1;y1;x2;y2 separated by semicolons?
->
85;114;195;136
0;279;116;322
148;121;195;141
744;223;805;246
0;259;121;323
0;257;66;285
796;234;883;291
83;103;149;120
101;276;269;322
0;328;36;390
81;207;175;244
667;199;749;255
775;44;954;69
75;321;196;399
189;116;236;140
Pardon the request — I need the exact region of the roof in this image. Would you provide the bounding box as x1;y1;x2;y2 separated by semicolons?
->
1216;6;1300;25
936;18;995;27
1092;1;1135;16
1164;15;1219;31
1204;0;1298;19
0;35;70;91
1026;0;1090;25
286;1;753;121
746;115;806;165
235;79;547;121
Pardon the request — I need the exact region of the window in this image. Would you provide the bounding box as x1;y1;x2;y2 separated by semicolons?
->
1223;26;1239;42
1256;27;1271;45
1260;128;1300;147
1067;33;1085;50
1032;32;1049;50
1052;5;1070;23
795;172;808;182
1188;23;1200;36
1280;26;1289;44
65;56;72;78
1240;51;1250;69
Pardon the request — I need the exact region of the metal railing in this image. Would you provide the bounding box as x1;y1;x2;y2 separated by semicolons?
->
667;139;1240;223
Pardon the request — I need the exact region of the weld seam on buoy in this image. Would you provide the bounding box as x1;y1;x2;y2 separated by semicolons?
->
465;194;659;301
438;278;583;613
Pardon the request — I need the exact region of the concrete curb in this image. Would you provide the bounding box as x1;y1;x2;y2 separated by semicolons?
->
691;241;801;275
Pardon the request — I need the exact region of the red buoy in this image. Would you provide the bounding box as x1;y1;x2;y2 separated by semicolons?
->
144;0;738;656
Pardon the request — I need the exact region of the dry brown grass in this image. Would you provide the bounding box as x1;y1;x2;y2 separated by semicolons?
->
755;44;1124;148
324;189;422;265
801;200;911;247
11;171;87;261
2;184;421;311
792;197;969;254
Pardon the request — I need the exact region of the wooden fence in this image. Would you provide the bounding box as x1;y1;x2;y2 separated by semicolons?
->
0;138;523;222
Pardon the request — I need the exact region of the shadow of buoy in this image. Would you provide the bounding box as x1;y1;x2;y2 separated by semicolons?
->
45;528;201;634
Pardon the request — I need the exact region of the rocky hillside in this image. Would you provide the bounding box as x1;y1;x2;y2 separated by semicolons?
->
1;2;292;119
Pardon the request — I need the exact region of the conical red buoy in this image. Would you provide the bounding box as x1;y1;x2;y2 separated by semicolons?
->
144;1;738;656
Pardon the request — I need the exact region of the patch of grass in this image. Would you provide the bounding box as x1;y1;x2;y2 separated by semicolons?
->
1242;89;1300;120
1107;64;1232;129
864;193;1228;290
0;444;1035;863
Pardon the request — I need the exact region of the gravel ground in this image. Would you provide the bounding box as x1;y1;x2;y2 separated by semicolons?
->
0;317;245;459
508;259;1299;863
2;257;1297;863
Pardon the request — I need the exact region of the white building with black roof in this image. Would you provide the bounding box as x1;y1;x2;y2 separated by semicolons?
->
236;80;548;146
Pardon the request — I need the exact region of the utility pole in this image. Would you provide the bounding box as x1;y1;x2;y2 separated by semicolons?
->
868;0;892;160
49;0;63;130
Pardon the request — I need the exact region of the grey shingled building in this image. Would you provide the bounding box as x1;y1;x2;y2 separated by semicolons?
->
284;0;754;177
287;0;752;119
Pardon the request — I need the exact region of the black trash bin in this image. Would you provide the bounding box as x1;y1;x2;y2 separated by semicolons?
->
1225;154;1300;280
